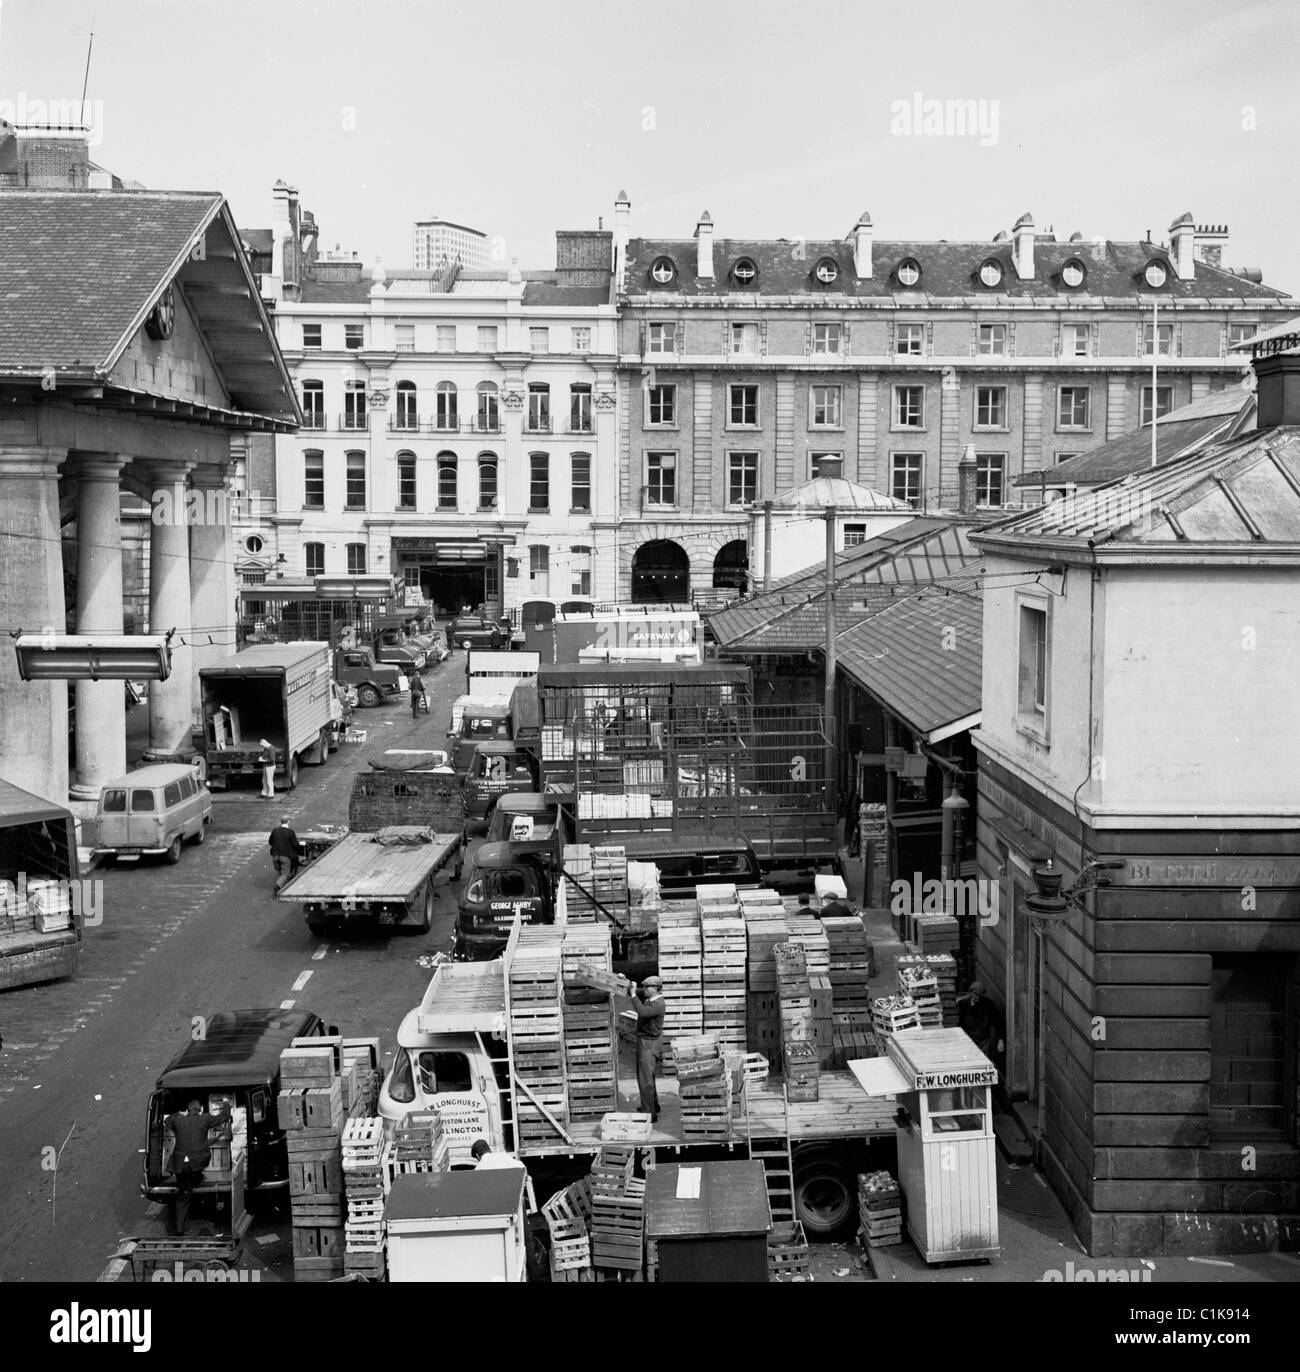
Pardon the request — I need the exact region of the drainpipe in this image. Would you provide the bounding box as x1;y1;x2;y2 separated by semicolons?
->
823;505;838;817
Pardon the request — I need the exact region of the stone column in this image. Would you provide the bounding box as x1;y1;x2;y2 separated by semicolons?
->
69;453;128;801
0;447;69;801
188;465;237;719
143;461;196;761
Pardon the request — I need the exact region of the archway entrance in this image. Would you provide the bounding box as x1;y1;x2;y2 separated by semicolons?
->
712;539;749;593
631;539;689;604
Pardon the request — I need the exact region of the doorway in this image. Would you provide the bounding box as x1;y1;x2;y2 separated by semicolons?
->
631;539;689;604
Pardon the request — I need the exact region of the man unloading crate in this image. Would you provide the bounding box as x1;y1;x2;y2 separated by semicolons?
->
164;1098;231;1236
619;976;665;1122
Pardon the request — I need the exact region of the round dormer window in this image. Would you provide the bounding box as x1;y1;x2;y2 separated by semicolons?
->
1143;260;1168;289
244;535;264;555
814;257;840;284
1062;258;1086;288
979;259;1003;288
733;257;757;284
650;256;676;285
897;258;921;287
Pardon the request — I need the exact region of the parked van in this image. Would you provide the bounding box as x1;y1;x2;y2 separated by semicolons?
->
449;696;514;775
143;1008;337;1203
94;764;212;865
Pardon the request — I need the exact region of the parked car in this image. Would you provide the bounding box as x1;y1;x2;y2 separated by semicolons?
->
447;616;511;651
93;764;212;865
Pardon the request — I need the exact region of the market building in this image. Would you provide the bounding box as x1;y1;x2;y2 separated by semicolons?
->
0;166;298;804
968;342;1300;1255
613;198;1294;604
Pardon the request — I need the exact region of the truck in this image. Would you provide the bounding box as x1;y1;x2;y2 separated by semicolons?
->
448;651;540;774
379;951;899;1238
0;778;83;991
333;645;405;708
200;643;344;792
278;770;465;936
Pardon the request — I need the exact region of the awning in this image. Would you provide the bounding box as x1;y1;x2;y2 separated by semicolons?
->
848;1057;910;1098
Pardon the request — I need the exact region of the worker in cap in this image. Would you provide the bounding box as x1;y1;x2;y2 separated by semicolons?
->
957;980;1005;1065
268;814;299;893
621;975;665;1123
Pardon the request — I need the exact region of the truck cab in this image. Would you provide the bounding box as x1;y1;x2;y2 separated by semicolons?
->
449;697;513;775
483;793;564;846
371;626;428;674
462;742;540;823
334;647;404;708
455;839;555;960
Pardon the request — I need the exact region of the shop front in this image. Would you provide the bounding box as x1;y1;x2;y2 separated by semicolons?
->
391;536;508;619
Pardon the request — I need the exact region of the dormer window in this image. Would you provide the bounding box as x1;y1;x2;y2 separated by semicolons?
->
978;259;1003;288
1143;259;1169;289
814;257;840;284
897;258;922;287
1061;258;1086;288
650;256;677;285
733;257;757;285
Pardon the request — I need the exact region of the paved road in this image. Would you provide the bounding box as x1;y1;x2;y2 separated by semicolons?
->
0;653;475;1282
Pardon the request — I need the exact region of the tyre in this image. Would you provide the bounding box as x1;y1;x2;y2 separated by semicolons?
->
409;886;434;935
793;1151;856;1239
193;818;207;845
307;915;330;937
357;684;381;708
459;639;473;651
164;835;183;866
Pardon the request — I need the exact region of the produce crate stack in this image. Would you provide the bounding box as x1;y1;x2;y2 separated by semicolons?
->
740;891;788;994
768;1220;811;1281
561;924;618;1119
871;994;920;1040
673;1033;733;1140
561;844;596;921
340;1117;386;1278
279;1037;346;1282
913;912;960;958
542;1179;594;1283
383;1111;449;1188
591;845;629;925
589;1146;645;1276
507;929;569;1147
775;942;814;1052
342;1040;382;1116
830;1020;879;1070
897;963;943;1028
698;884;747;1055
858;1170;903;1249
810;973;835;1067
898;952;959;1026
657;906;702;1076
783;1040;819;1102
785;913;830;979
822;914;874;1022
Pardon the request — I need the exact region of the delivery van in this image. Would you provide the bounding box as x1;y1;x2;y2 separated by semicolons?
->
94;764;212;865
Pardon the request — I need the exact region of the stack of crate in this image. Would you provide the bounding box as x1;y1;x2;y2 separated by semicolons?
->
830;1019;879;1069
561;844;596;921
542;1179;594;1282
698;884;747;1056
872;993;920;1040
786;914;830;980
561;923;618;1119
591;845;629;924
823;915;874;1023
898;962;943;1028
657;906;702;1075
810;971;835;1067
898;952;959;1026
384;1111;448;1184
783;1040;820;1103
673;1033;732;1140
589;1146;644;1276
340;1116;386;1279
742;892;787;1058
914;912;960;958
279;1037;345;1282
775;943;813;1047
508;929;569;1147
341;1039;382;1117
858;1170;903;1249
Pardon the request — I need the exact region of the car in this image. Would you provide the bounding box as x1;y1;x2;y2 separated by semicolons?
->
447;616;510;651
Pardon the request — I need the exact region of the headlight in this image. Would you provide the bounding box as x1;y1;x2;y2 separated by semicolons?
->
466;879;485;903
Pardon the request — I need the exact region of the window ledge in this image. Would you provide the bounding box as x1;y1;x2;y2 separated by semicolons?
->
890;426;927;433
725;425;761;432
569;507;592;516
1015;718;1050;747
810;425;845;433
973;426;1010;434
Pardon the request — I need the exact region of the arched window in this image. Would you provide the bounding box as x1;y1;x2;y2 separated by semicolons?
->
437;452;458;510
478;454;498;510
435;381;458;431
395;380;418;430
476;381;499;433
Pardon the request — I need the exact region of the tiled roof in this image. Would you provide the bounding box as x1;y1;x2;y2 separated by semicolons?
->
836;566;984;742
975;429;1300;549
521;282;611;307
708;517;980;651
298;278;370;304
771;476;911;510
623;235;1291;302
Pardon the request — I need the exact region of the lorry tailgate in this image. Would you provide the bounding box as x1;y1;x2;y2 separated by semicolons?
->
278;832;460;902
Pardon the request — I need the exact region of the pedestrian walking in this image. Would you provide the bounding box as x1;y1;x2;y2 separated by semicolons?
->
409;669;425;719
622;976;665;1121
269;814;299;892
164;1098;231;1236
257;738;276;798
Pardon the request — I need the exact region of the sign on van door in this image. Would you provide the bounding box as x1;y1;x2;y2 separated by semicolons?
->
427;1091;492;1164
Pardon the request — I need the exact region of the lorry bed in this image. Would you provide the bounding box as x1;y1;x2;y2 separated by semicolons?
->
416;960;505;1034
278;830;461;903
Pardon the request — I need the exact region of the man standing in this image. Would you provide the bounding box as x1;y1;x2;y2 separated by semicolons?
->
268;815;299;893
164;1098;231;1236
409;669;425;719
257;738;277;798
622;976;665;1122
957;981;1005;1066
819;890;853;921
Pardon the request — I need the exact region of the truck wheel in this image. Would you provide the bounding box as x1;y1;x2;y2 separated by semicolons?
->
164;835;183;866
793;1151;856;1239
357;684;381;708
307;914;330;937
193;818;207;846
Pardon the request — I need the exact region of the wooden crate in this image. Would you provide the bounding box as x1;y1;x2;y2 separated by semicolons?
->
291;1223;345;1259
289;1155;343;1197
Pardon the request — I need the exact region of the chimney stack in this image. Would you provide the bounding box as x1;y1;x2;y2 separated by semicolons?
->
613;189;631;290
850;211;873;279
958;444;978;514
1169;211;1196;281
1253;347;1300;430
814;454;844;480
1193;222;1228;268
1012;212;1035;280
695;210;714;281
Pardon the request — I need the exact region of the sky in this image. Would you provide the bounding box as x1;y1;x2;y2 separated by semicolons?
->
1;0;1298;290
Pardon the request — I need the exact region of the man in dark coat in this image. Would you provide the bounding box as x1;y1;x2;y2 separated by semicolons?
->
957;981;1005;1063
165;1098;231;1235
268;815;299;892
623;976;666;1122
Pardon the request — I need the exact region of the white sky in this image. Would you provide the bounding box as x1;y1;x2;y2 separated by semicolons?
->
2;0;1298;291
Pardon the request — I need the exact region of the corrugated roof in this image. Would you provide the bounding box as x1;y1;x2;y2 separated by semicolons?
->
975;429;1300;548
624;235;1290;301
836;565;984;741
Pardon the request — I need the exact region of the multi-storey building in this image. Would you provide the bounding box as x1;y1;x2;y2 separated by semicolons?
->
245;195;618;621
412;215;490;271
613;196;1295;603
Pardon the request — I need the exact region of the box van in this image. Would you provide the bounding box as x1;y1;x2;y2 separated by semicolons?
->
94;764;212;865
143;1008;336;1203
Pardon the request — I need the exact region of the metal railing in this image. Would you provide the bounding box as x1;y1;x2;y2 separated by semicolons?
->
339;413;369;430
389;415;420;432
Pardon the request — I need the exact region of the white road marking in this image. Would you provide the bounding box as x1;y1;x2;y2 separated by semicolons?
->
280;999;296;1009
311;945;328;960
291;970;313;992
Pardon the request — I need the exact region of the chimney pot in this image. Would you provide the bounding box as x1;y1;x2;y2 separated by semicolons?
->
1013;212;1035;280
1169;211;1197;280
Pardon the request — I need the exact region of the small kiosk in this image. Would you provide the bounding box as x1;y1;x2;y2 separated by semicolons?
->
849;1028;999;1263
644;1161;772;1283
385;1168;528;1283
